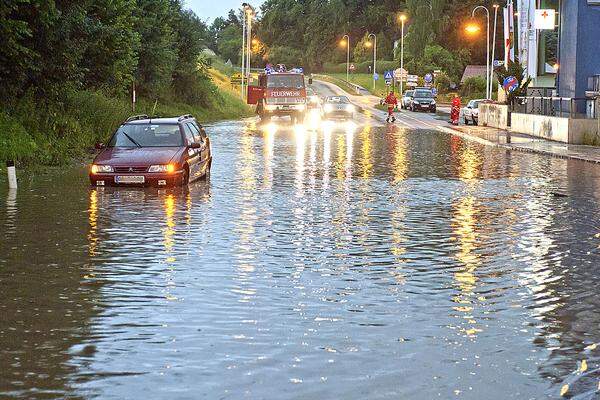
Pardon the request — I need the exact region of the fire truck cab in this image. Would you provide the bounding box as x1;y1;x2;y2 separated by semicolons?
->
247;71;307;123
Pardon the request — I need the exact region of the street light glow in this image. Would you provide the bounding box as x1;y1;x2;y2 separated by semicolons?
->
399;14;407;22
252;38;259;45
340;39;347;47
465;23;481;34
365;41;372;48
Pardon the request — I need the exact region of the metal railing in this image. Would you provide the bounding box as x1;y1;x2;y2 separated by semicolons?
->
511;96;597;119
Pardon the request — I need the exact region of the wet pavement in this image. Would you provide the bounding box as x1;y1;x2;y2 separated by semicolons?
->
3;118;600;399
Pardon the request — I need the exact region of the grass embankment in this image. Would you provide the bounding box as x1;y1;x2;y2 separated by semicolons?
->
0;71;252;166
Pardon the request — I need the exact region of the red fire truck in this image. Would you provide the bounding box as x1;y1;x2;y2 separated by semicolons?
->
247;71;307;123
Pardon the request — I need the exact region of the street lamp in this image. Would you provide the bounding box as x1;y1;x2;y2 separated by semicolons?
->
340;34;350;82
399;14;407;96
241;3;255;100
470;6;491;100
367;33;377;91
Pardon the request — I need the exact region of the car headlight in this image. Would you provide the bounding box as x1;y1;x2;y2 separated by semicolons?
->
324;104;334;112
413;100;420;105
149;164;176;173
346;104;354;112
431;100;436;105
91;164;113;174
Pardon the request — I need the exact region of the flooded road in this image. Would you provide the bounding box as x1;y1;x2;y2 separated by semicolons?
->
3;120;600;399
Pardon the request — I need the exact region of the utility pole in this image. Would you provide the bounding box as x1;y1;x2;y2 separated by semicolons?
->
399;14;407;96
367;33;377;91
491;4;499;99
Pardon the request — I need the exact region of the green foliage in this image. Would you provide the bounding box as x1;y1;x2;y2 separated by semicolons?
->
265;46;304;67
460;76;487;99
0;0;251;165
434;71;452;93
495;59;532;105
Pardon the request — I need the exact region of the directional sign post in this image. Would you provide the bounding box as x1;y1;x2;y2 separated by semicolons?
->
384;70;393;85
374;72;379;81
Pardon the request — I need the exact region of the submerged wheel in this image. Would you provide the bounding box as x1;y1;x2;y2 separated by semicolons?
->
180;167;189;186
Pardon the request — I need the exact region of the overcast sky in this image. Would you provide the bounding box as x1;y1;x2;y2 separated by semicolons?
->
187;0;265;22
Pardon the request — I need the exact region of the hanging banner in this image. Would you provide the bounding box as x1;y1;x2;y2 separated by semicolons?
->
504;0;515;67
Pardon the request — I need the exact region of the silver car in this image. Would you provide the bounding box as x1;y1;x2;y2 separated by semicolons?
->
463;99;485;125
322;96;355;120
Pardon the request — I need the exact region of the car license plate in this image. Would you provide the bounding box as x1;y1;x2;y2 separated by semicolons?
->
115;175;145;184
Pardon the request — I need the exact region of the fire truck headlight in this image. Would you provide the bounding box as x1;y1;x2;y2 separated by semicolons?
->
346;105;355;112
265;105;276;111
298;104;306;111
324;104;334;113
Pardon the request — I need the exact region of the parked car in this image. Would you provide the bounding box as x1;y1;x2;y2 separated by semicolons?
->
401;90;414;109
463;99;485;125
89;114;211;187
409;88;436;112
322;96;355;120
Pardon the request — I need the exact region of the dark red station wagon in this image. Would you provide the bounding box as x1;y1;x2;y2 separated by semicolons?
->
90;114;212;187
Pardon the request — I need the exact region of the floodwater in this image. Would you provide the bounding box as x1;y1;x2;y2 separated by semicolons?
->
3;120;600;399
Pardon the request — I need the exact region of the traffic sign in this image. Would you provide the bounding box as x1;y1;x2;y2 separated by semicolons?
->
231;73;243;85
349;64;356;71
432;87;438;96
394;68;407;80
493;60;504;67
503;76;519;93
384;70;394;81
424;73;433;83
374;72;379;81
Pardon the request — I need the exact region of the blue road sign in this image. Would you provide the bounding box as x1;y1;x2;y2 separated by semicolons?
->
432;87;438;96
374;72;379;81
424;73;433;83
384;70;393;81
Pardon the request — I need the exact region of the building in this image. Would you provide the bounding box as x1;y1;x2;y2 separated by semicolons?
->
516;0;600;98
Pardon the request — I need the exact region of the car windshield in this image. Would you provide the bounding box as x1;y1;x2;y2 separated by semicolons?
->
405;91;414;97
414;90;433;98
326;96;349;104
473;101;481;108
109;124;183;148
267;75;304;89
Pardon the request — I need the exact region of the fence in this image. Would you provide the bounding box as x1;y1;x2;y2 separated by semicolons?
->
511;96;597;119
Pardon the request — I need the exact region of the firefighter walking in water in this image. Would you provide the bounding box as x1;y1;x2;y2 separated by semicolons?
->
385;91;398;123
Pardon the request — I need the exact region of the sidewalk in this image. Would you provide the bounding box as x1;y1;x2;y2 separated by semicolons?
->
451;125;600;164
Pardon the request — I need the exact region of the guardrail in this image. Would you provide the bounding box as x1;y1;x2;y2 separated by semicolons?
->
313;74;365;95
511;96;598;119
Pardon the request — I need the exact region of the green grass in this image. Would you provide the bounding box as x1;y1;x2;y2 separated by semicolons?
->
0;83;252;166
322;73;392;98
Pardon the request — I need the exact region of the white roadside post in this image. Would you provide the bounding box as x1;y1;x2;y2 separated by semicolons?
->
472;6;491;100
240;10;246;99
7;160;17;189
342;34;350;82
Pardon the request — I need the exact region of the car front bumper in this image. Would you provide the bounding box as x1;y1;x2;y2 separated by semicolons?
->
89;171;184;187
324;110;353;119
412;103;436;111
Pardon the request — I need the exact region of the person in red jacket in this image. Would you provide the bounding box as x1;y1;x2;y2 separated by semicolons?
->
450;94;461;125
385;91;398;123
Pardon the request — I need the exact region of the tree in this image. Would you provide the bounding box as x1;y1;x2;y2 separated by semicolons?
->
495;59;532;105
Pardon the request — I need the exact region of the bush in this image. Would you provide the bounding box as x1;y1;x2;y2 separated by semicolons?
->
460;76;487;98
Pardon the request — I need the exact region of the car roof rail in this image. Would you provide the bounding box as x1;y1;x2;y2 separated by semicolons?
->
126;114;149;122
178;114;193;121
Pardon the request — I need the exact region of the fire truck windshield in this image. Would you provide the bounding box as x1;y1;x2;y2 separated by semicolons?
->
267;75;304;89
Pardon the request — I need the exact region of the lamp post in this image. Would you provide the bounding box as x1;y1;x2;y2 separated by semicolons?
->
341;34;350;82
241;3;254;100
367;33;377;91
490;4;499;99
399;14;407;96
471;6;491;100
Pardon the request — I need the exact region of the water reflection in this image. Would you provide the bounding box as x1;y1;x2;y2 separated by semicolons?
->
4;121;600;399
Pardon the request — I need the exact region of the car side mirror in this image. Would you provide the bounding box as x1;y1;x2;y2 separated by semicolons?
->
95;142;105;150
189;142;202;149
